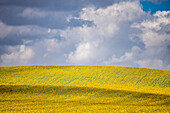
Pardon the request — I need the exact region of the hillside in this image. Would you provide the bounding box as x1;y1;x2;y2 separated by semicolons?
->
0;66;170;112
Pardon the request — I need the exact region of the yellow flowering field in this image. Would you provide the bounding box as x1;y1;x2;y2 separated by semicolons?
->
0;66;169;112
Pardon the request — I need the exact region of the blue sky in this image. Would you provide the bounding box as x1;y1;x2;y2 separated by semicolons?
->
140;0;170;14
0;0;170;70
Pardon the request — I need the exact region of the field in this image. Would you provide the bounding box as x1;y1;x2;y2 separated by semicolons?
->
0;66;170;112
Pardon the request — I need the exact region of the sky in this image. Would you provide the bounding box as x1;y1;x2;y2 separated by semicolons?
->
0;0;170;70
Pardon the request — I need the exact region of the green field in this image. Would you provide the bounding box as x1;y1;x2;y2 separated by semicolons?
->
0;66;170;112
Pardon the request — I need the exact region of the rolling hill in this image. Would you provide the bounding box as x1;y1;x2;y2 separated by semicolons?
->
0;66;170;112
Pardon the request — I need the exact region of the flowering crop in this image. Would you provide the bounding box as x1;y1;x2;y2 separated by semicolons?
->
0;66;169;112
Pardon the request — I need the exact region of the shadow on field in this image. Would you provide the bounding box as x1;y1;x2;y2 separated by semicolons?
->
0;85;170;106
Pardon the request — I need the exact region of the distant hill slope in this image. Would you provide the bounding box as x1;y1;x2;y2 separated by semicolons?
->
0;66;169;95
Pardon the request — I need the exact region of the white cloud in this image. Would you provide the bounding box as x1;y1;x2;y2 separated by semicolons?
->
0;21;13;39
80;1;143;22
0;21;63;65
0;21;51;39
104;46;141;64
66;42;99;64
104;52;133;64
19;8;46;18
131;11;170;48
45;39;64;52
135;59;163;68
130;11;170;69
18;7;71;20
0;21;60;42
62;1;145;64
62;2;170;69
1;45;34;65
0;1;170;70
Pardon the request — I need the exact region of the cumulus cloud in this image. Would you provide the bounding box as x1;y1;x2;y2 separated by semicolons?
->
0;21;43;38
61;1;170;69
130;10;170;69
0;21;61;64
0;21;59;44
61;1;145;64
104;46;141;64
26;37;71;65
66;42;99;64
0;0;169;70
0;22;10;39
1;45;34;65
44;38;65;53
131;11;170;48
135;59;163;68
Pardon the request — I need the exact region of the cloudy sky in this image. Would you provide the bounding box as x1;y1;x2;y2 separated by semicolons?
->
0;0;170;70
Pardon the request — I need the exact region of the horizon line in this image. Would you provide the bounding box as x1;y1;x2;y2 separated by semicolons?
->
0;64;169;71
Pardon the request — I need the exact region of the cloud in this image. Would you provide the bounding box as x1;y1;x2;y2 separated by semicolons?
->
0;21;42;38
61;1;145;64
44;39;64;53
135;59;163;68
66;42;99;64
131;11;170;49
18;8;46;19
1;45;34;65
0;21;61;64
25;37;71;65
104;46;141;64
0;0;125;11
61;1;170;69
0;0;169;70
0;21;60;45
0;6;73;29
130;10;170;69
0;21;10;39
18;7;71;20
